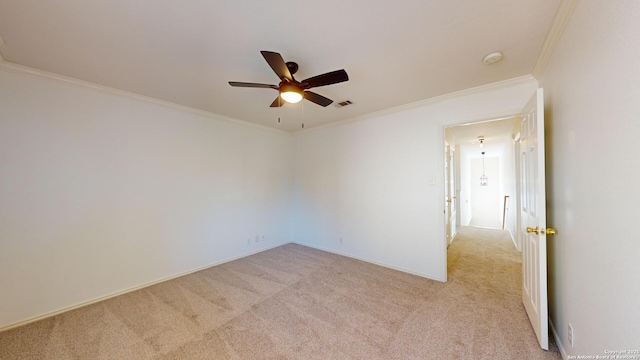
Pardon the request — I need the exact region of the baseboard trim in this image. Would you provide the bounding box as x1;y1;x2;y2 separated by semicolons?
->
292;241;445;283
549;318;568;359
0;242;288;332
508;228;518;250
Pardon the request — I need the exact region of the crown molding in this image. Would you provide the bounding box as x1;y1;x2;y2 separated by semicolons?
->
0;61;291;136
293;75;537;135
532;0;578;79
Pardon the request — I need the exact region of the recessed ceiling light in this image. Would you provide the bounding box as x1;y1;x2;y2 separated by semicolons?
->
483;51;503;65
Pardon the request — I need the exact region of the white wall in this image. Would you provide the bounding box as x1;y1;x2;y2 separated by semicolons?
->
458;139;514;231
540;0;640;355
499;138;517;244
0;67;292;329
453;144;462;228
459;145;472;226
0;65;538;330
469;156;501;228
291;77;538;281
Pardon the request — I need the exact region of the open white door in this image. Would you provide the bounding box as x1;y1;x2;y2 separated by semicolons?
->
520;88;554;350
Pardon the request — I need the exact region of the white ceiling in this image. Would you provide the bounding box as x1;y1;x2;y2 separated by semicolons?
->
0;0;561;132
446;117;517;158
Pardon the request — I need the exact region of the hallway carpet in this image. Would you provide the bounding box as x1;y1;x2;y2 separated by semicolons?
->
0;227;561;359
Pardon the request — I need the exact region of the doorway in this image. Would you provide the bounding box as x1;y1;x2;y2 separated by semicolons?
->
442;89;549;351
444;117;520;245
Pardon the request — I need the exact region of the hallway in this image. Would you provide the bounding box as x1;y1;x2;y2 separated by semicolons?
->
446;226;560;358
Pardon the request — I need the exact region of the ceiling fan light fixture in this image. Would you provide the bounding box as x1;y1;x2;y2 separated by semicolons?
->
229;51;348;108
280;84;303;103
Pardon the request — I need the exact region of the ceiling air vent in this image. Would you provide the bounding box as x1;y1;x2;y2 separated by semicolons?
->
337;100;353;107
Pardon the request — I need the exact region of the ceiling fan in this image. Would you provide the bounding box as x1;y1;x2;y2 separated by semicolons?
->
229;51;349;107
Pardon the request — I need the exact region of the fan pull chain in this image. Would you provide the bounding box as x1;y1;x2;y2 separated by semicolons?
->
278;95;282;124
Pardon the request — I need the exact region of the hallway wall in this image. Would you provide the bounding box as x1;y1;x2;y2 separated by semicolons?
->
469;156;501;228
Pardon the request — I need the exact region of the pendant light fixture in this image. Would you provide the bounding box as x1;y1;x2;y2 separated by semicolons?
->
480;151;488;186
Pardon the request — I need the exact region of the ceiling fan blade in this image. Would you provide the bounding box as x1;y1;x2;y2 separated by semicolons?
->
229;81;278;89
270;96;285;108
302;69;349;89
304;91;333;107
261;51;293;82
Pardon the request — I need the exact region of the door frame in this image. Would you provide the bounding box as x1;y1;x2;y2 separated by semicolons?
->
440;90;549;351
444;142;457;247
440;113;523;279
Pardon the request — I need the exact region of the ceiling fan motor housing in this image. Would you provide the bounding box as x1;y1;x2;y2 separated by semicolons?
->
286;62;299;75
279;81;302;92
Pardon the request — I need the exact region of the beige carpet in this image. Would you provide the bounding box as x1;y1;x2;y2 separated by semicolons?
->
0;227;561;359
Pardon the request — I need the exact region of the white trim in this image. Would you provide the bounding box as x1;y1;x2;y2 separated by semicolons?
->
0;58;535;136
508;228;519;251
438;124;449;282
0;243;287;332
440;109;528;283
532;0;578;79
0;61;290;136
293;75;537;134
0;33;5;61
447;115;521;129
292;241;445;283
550;318;568;360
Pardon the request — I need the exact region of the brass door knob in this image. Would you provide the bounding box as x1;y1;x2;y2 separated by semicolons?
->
526;227;556;235
526;226;540;234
